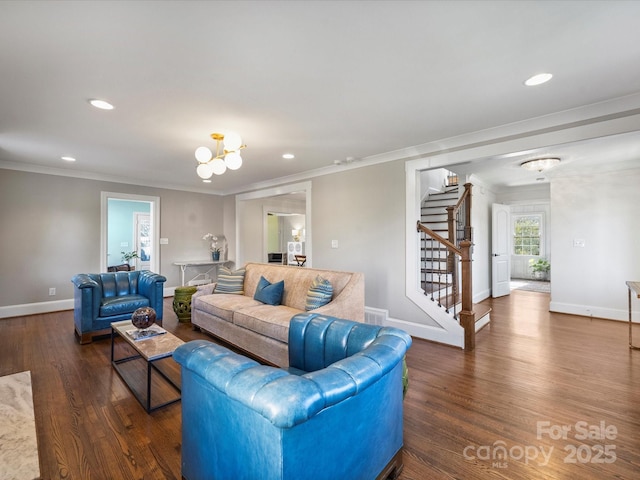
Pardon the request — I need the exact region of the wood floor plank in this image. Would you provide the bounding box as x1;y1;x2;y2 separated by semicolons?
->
1;291;638;479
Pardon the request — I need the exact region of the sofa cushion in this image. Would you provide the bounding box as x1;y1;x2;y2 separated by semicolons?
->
305;275;333;311
195;293;261;323
99;294;149;317
253;276;285;306
215;267;246;294
233;304;303;343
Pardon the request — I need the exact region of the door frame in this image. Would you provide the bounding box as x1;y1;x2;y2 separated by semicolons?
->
100;192;160;273
235;181;311;267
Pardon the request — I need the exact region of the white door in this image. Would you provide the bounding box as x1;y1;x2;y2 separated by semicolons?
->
492;203;511;298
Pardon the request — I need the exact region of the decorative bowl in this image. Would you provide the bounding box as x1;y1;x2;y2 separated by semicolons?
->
131;307;157;330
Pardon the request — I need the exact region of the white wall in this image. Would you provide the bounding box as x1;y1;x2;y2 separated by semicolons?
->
420;168;448;200
0;169;224;313
550;167;640;320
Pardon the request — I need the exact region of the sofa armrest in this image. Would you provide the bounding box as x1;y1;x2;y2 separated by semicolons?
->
137;271;167;296
192;282;216;301
71;274;102;332
137;271;167;319
310;272;364;322
71;274;99;290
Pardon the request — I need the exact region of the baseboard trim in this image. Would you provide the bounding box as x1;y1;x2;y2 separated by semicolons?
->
0;299;74;319
549;301;637;322
0;288;176;320
384;316;464;349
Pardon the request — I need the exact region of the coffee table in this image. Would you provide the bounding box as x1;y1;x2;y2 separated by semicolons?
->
111;320;184;413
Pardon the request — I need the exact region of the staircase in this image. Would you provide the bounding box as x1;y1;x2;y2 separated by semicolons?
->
420;185;460;303
417;181;490;351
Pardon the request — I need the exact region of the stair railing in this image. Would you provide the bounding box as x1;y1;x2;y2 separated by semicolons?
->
417;183;476;350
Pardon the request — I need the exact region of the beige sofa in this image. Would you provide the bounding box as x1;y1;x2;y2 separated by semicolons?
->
191;262;365;367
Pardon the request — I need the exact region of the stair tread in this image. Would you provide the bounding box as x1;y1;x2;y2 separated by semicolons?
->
473;303;492;319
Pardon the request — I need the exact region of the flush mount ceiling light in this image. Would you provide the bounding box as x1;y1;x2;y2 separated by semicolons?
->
282;153;295;159
89;99;114;110
61;156;76;162
195;132;246;180
524;73;553;86
521;157;561;172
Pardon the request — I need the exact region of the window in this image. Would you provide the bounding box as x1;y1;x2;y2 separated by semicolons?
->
513;214;542;256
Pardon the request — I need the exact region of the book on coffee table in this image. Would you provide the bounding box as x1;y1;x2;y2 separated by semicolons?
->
125;324;167;341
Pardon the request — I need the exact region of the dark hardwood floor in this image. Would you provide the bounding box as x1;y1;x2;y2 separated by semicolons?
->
1;290;638;479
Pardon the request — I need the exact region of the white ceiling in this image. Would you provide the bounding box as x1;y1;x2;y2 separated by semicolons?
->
2;1;640;194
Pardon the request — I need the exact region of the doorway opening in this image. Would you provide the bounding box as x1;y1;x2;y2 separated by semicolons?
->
100;192;160;273
235;181;311;267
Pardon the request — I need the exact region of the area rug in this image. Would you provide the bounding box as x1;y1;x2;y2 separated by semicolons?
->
0;371;40;480
510;280;551;293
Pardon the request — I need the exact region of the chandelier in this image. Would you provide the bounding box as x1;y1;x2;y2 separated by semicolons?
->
195;132;246;179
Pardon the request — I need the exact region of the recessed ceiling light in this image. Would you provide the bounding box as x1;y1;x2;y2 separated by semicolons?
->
89;99;114;110
61;156;76;162
202;179;212;183
524;73;553;86
282;153;295;159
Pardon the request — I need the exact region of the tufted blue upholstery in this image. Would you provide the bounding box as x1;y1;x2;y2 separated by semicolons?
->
71;270;166;344
174;312;412;480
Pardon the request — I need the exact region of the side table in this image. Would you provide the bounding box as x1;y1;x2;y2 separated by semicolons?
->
626;281;640;350
173;285;198;323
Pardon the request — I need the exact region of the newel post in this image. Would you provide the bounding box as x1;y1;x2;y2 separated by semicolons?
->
459;240;475;351
463;183;473;241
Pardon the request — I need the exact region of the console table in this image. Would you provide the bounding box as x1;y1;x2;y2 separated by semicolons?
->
174;260;229;286
626;281;640;350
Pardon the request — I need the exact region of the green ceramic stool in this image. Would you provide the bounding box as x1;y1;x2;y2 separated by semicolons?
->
173;286;198;323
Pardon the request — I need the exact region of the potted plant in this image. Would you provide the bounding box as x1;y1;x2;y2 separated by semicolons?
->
529;258;550;280
121;250;140;269
203;233;221;260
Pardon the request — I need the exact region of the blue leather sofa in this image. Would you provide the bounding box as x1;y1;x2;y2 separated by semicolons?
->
174;312;412;480
71;270;166;344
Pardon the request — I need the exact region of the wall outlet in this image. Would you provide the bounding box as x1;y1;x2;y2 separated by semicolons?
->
331;240;339;248
49;287;56;296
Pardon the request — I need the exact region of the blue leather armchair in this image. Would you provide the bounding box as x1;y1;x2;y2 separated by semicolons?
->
71;270;166;344
174;312;412;480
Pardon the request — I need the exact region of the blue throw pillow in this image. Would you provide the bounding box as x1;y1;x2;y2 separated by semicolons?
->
253;276;285;306
305;275;333;311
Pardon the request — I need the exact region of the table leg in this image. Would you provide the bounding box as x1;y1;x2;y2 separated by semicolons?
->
147;361;152;412
630;287;640;350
